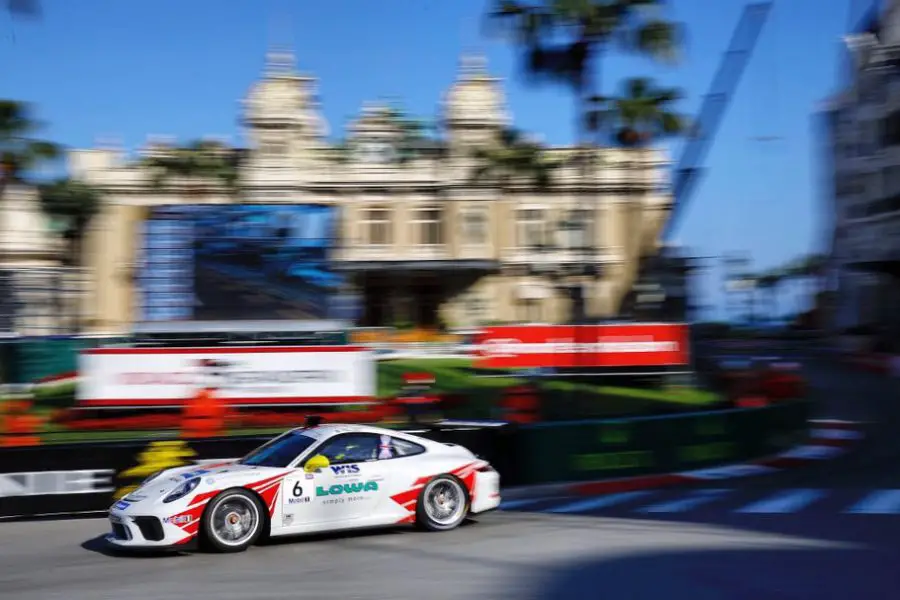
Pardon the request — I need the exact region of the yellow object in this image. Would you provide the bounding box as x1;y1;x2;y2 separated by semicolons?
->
304;454;330;473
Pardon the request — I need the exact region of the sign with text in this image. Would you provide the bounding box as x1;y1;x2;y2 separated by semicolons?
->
77;346;376;408
473;323;690;370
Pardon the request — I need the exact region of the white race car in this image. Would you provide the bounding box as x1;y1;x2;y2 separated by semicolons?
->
106;423;501;553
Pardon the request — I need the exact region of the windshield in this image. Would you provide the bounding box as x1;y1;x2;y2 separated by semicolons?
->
239;430;318;468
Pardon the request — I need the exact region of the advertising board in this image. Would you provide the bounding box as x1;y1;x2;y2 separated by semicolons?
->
137;204;361;322
76;346;376;408
473;323;690;369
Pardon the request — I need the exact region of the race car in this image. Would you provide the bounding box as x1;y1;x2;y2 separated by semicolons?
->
106;422;501;553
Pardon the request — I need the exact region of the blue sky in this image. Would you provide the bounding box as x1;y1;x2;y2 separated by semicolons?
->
2;0;861;320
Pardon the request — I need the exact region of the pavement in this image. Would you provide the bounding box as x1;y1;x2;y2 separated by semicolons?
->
1;350;898;599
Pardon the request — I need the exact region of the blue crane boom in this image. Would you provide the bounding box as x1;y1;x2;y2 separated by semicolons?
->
662;2;773;241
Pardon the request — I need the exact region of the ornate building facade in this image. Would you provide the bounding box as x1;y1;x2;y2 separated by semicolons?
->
69;51;673;334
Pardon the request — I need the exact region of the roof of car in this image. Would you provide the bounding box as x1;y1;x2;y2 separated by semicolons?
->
293;423;398;438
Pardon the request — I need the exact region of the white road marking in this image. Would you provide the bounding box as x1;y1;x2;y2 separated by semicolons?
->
844;490;900;514
683;464;777;480
499;498;549;511
735;489;826;514
810;429;863;440
545;491;653;514
637;489;731;513
777;445;844;460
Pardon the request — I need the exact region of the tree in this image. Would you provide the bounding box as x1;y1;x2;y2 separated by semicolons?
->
37;178;102;266
142;139;241;202
470;126;562;190
595;77;686;147
488;0;680;143
37;177;103;332
0;99;60;198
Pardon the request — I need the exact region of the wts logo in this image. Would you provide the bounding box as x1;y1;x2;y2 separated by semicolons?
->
330;464;360;475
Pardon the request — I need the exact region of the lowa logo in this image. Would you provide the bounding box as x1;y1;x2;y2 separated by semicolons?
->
316;481;378;496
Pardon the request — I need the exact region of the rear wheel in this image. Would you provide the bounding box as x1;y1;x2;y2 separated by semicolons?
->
415;475;469;532
200;488;264;553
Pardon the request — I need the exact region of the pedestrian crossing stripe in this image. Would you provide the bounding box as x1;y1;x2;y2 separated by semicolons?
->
734;489;825;514
498;488;900;516
845;490;900;514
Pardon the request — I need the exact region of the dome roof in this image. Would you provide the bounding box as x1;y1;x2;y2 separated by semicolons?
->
443;55;508;126
242;50;328;137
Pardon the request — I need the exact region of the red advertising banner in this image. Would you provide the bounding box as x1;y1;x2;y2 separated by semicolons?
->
473;323;690;370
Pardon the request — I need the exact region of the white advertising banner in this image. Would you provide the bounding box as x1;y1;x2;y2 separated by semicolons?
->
77;346;376;408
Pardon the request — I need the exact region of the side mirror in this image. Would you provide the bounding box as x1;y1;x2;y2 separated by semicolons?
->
304;454;330;473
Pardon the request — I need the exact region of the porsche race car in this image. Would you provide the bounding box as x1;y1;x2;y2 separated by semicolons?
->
106;423;501;553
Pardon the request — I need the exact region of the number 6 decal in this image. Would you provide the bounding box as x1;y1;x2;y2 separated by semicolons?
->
293;482;303;497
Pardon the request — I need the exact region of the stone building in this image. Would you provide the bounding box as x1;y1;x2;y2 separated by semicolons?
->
823;1;900;347
69;51;673;334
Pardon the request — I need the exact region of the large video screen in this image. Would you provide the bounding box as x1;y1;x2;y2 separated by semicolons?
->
137;204;360;322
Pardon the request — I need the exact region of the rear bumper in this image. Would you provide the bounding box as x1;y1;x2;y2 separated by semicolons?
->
470;470;501;514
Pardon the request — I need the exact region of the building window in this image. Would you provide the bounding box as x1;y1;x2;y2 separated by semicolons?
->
460;209;488;246
518;299;542;322
413;207;444;246
562;209;593;249
461;290;490;324
361;207;392;246
516;209;546;248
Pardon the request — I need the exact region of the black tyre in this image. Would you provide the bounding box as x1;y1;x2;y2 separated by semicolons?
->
415;475;469;532
200;488;265;553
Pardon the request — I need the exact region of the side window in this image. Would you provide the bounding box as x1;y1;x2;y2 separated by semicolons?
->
315;433;381;465
386;437;426;459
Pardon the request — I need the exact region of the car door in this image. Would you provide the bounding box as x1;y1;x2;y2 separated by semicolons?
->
296;433;392;526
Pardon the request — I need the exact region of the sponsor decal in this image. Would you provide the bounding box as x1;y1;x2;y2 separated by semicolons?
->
305;473;315;480
113;500;130;510
288;481;311;505
0;469;114;498
330;464;360;476
283;514;294;526
163;515;193;525
316;481;378;497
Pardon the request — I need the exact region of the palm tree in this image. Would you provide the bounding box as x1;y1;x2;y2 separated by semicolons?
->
595;77;686;147
37;177;102;332
142;139;241;203
470;126;562;190
0;100;60;199
489;0;680;153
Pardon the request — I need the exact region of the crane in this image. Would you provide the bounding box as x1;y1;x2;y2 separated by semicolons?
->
661;2;773;242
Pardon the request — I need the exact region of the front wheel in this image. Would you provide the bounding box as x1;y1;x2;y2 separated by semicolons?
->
415;475;469;532
200;488;265;553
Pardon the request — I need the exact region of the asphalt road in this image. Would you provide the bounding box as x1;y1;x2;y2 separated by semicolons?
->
2;352;898;600
2;511;895;600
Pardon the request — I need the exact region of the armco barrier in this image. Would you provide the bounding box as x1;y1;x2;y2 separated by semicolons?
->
0;424;507;519
0;400;812;518
505;398;812;486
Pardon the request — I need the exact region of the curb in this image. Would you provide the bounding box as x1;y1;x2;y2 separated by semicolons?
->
500;419;866;501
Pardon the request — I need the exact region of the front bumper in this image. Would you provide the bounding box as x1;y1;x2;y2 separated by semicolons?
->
106;510;195;550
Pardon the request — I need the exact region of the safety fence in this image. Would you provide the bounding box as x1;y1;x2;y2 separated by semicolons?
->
0;398;811;519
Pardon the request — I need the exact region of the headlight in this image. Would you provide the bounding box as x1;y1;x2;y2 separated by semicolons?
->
163;477;201;504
